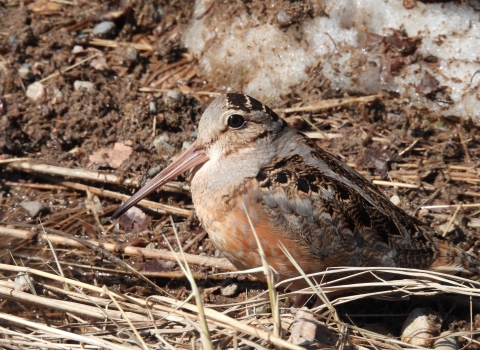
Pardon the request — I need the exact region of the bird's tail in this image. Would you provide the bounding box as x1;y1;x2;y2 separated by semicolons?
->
430;240;478;276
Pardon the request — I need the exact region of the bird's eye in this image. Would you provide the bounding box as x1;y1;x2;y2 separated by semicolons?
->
227;114;246;129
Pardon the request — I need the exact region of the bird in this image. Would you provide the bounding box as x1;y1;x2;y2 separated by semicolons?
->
112;93;477;290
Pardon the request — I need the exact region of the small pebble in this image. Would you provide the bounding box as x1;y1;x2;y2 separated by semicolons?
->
221;283;239;297
289;310;317;346
157;142;175;156
390;195;401;206
0;61;7;70
401;308;442;347
72;45;84;54
125;46;138;63
74;80;95;92
75;33;89;42
15;273;33;292
18;66;33;80
277;10;293;26
191;131;197;139
164;90;183;110
26;82;45;102
149;101;157;114
182;141;192;151
0;98;6;115
51;88;63;104
147;164;163;178
19;201;47;217
54;88;63;99
92;21;116;36
153;133;175;155
153;132;170;148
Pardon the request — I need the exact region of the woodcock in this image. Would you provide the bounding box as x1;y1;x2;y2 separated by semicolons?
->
112;93;477;289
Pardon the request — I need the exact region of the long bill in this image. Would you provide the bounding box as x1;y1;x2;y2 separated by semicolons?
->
111;140;209;219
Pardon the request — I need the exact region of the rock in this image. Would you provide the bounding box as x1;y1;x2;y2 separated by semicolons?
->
390;195;401;206
277;10;293;26
18;66;33;80
75;33;89;42
153;133;175;155
147;165;162;178
153;132;170;145
289;309;338;346
74;80;95;92
182;141;192;151
92;21;115;36
156;141;175;156
149;101;157;114
0;98;6;115
72;45;84;54
26;82;45;102
15;272;33;292
163;90;183;110
19;201;48;217
401;308;442;347
221;283;238;297
125;46;138;63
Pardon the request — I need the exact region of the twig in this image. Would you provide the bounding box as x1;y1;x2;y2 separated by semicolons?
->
457;126;472;163
442;203;463;237
168;217;213;349
0;312;132;350
5;160;190;192
139;87;220;97
89;38;153;51
58;180;191;217
414;188;441;215
398;138;421;157
300;115;329;140
0;225;236;271
39;54;99;83
144;58;193;86
372;180;418;189
274;94;382;114
422;203;480;210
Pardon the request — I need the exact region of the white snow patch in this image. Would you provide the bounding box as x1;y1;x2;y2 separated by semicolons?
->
183;0;480;124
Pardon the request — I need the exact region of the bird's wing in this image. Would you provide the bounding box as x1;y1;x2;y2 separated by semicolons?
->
254;135;474;273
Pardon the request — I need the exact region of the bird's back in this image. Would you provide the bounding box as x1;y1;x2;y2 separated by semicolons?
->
255;131;477;275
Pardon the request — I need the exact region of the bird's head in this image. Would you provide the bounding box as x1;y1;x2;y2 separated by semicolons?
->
112;93;283;218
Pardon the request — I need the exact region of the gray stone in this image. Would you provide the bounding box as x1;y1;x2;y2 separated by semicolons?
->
19;201;47;217
93;21;115;36
221;283;239;297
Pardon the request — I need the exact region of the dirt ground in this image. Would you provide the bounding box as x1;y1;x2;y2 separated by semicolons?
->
1;0;480;348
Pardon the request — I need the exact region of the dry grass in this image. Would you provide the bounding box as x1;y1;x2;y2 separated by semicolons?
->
0;227;479;349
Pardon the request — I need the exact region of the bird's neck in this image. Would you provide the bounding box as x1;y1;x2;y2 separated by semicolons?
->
190;127;297;203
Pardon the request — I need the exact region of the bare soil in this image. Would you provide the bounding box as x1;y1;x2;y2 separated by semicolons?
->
1;0;479;348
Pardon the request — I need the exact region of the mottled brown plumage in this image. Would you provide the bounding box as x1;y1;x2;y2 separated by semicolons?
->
112;93;477;290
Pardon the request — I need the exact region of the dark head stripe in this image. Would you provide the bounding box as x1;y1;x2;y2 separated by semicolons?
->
225;93;280;122
225;93;250;112
263;104;280;122
248;96;264;112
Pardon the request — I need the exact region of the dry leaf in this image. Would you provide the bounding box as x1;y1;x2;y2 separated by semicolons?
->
89;141;133;169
